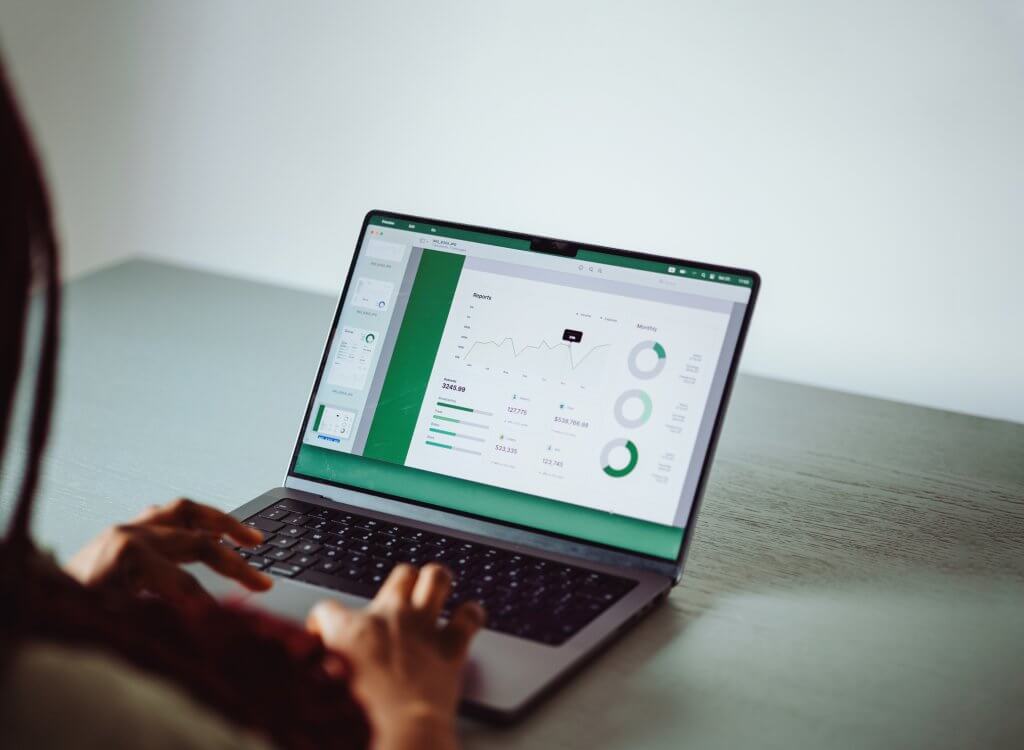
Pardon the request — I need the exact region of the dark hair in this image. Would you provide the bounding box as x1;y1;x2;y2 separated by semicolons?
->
0;56;369;749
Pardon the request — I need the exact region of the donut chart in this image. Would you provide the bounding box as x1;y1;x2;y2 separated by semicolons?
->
614;389;653;428
628;340;666;379
601;438;639;478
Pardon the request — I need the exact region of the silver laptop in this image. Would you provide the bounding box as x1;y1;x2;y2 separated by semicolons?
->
200;211;760;722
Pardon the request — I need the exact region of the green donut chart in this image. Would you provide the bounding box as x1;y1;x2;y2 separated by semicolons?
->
601;438;639;478
614;389;653;428
628;340;666;379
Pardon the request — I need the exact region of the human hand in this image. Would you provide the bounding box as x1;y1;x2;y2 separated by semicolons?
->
307;563;485;750
65;498;272;603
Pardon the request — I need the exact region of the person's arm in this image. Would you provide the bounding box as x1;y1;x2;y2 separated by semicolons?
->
307;564;485;750
65;498;272;601
67;500;483;748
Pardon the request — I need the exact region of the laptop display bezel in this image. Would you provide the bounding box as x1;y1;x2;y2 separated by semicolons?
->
285;209;761;572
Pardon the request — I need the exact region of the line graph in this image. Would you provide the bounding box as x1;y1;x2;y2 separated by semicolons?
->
463;337;610;371
456;330;611;385
440;267;630;387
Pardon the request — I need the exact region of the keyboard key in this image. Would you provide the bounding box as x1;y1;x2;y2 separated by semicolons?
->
273;498;311;512
269;548;294;561
259;508;289;521
269;536;298;549
238;542;274;556
343;552;367;568
246;517;284;533
297;541;321;555
292;554;319;568
269;564;303;578
247;557;272;570
281;525;307;538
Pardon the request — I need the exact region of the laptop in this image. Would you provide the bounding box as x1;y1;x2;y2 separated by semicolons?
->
198;210;760;722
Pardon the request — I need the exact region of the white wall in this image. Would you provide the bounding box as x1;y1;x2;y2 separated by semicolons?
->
0;0;158;277
3;1;1023;424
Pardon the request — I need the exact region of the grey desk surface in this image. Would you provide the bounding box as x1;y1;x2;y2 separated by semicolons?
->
4;260;1023;749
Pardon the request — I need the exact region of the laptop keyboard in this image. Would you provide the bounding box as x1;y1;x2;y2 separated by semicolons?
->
229;497;638;646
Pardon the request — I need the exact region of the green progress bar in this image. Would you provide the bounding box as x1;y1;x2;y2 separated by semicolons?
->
434;415;460;423
429;427;456;436
425;440;453;449
437;402;474;412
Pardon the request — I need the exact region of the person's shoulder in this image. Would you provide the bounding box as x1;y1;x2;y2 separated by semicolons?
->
0;640;276;750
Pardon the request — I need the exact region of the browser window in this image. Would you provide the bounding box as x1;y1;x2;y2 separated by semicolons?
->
292;215;753;559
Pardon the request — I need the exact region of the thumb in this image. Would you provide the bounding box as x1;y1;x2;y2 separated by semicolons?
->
307;599;355;644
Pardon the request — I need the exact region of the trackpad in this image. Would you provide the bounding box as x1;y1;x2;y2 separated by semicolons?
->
187;565;371;622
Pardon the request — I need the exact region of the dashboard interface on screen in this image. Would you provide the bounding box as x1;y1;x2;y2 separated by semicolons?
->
291;215;754;560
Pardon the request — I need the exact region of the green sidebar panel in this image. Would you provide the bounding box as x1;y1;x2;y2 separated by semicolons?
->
362;249;465;464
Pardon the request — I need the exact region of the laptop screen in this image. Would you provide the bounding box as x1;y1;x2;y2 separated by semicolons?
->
289;213;756;561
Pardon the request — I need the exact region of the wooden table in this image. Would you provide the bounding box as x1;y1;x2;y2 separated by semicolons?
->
6;261;1023;749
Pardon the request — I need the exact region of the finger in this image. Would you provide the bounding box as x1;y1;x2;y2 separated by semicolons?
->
410;563;451;622
372;564;418;613
140;498;262;546
136;526;272;591
198;538;273;591
440;601;486;660
136;549;215;606
132;504;164;523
